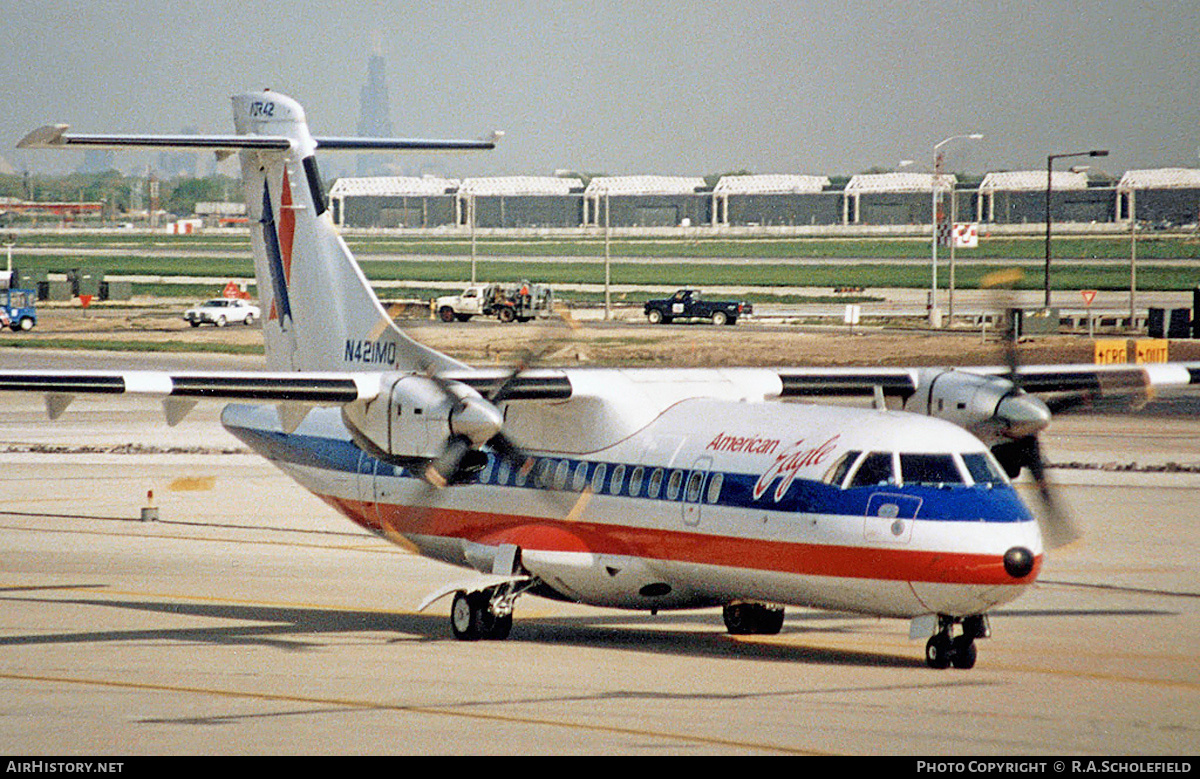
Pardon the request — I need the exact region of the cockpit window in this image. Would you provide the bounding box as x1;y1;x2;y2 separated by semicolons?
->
823;450;861;488
848;452;894;487
961;452;1008;485
899;453;964;485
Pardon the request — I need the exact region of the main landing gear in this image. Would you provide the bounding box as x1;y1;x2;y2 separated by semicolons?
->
723;601;785;635
925;614;989;670
449;580;534;641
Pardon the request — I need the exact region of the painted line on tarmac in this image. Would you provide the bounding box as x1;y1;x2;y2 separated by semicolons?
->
0;521;405;555
0;670;830;755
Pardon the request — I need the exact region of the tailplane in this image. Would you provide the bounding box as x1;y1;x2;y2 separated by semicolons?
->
19;90;500;374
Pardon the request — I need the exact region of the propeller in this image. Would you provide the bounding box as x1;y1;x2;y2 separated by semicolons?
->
417;307;581;488
982;268;1080;548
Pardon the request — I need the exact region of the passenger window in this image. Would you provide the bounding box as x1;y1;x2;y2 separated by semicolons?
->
666;470;683;500
647;468;664;498
628;466;644;496
514;458;533;487
610;464;626;495
706;472;724;504
823;450;861;488
495;458;511;486
899;453;964;485
553;460;571;490
962;452;1007;485
572;462;589;492
590;463;607;494
480;455;495;484
849;452;894;487
685;471;704;502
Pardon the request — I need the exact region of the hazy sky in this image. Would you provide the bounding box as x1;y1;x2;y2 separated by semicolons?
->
4;0;1198;179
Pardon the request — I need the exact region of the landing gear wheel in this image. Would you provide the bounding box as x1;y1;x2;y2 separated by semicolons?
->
925;634;953;669
481;611;512;641
450;590;513;641
450;590;482;641
723;602;785;635
951;636;977;669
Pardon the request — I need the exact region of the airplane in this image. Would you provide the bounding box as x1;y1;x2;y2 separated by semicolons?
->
12;90;1200;670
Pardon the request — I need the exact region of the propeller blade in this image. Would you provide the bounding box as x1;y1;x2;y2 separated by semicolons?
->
1020;435;1080;549
424;435;472;489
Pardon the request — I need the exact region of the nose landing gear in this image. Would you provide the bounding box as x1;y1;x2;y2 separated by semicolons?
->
924;614;989;670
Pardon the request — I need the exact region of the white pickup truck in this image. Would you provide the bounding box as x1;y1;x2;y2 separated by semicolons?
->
435;282;553;323
435;285;492;322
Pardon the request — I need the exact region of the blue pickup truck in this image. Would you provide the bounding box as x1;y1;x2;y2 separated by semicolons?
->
643;289;751;326
0;289;37;332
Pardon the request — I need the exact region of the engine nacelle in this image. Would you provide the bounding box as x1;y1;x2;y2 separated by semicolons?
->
907;368;1050;446
341;374;500;461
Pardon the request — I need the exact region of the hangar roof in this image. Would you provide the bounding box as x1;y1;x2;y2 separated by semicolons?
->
844;172;955;193
584;176;707;196
329;176;458;197
978;171;1088;192
458;176;583;196
713;174;830;194
1118;168;1200;190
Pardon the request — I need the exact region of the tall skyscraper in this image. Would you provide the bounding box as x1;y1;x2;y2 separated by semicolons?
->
356;52;393;176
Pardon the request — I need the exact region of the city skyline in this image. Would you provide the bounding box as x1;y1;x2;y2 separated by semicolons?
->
3;1;1197;181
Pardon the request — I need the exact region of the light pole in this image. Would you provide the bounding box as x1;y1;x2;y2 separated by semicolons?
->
930;134;982;327
1044;149;1108;306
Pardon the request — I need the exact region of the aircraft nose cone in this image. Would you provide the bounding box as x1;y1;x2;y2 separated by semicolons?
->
995;393;1052;438
1003;546;1036;579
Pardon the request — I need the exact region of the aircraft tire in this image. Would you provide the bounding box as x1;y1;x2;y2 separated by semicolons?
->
755;605;785;635
450;590;482;641
925;634;953;669
950;636;977;669
481;612;512;641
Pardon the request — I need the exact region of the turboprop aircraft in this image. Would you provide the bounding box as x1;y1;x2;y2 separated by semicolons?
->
13;91;1200;670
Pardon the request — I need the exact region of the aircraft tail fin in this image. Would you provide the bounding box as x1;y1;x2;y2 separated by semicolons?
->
19;90;500;374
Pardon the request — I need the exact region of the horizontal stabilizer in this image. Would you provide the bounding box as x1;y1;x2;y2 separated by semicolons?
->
18;126;501;154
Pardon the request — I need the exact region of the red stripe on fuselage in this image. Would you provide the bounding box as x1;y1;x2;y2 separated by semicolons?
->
319;494;1040;587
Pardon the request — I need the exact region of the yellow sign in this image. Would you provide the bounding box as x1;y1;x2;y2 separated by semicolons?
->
1135;339;1168;364
1094;339;1127;364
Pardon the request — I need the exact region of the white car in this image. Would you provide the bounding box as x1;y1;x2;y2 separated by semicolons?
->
183;298;261;327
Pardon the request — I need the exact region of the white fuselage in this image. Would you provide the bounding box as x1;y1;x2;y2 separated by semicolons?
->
222;382;1043;621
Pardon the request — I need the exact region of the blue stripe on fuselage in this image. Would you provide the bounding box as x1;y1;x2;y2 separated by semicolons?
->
225;422;1033;524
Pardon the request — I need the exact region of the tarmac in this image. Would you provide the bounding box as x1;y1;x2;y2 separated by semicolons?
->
0;352;1196;755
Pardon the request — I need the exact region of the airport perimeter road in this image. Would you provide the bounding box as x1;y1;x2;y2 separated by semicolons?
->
0;358;1195;754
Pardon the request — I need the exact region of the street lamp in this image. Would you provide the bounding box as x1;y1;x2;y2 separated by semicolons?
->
930;134;982;327
1044;149;1108;306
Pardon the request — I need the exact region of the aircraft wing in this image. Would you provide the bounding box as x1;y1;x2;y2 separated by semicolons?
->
776;362;1200;411
775;368;919;399
0;370;383;428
